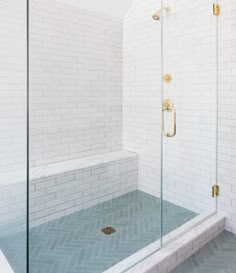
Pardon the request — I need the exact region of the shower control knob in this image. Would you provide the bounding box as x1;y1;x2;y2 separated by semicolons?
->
163;74;172;83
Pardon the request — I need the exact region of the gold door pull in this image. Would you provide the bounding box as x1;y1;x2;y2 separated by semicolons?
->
162;99;176;138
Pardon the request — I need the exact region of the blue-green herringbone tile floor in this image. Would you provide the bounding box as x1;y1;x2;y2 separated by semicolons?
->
171;231;236;273
0;190;197;273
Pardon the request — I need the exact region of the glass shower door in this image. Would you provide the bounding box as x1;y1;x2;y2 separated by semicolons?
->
28;0;163;272
161;0;218;237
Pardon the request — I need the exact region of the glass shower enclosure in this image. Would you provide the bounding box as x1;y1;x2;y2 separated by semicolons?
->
0;0;218;272
162;0;219;225
0;0;27;272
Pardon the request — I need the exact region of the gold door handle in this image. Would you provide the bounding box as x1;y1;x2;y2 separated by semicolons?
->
162;99;176;138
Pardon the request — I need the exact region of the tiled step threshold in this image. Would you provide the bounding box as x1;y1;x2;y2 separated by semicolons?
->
103;211;216;273
125;213;225;273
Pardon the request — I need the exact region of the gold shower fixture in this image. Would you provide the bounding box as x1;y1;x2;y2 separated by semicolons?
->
162;99;176;138
152;6;171;21
152;11;161;21
163;6;171;12
164;74;172;83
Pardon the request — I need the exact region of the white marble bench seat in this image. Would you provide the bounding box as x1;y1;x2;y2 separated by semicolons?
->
29;150;139;227
30;150;138;180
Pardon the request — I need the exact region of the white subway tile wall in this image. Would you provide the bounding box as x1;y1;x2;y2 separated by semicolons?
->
218;0;236;234
30;0;123;167
124;0;236;233
123;0;163;198
162;0;218;213
124;0;218;215
0;0;27;179
0;0;27;236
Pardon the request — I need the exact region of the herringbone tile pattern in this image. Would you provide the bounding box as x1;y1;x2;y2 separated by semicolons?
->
171;231;236;273
0;190;197;273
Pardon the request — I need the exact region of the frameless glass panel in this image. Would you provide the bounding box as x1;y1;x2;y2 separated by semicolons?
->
161;0;218;240
0;0;27;272
28;0;162;272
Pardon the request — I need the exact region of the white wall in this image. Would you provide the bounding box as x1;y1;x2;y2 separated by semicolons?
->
0;0;27;183
161;0;217;213
124;0;218;214
53;0;134;19
218;0;236;234
124;0;236;233
123;0;162;198
0;0;27;235
30;0;123;167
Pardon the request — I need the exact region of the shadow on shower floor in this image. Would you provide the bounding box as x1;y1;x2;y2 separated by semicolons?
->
0;190;197;273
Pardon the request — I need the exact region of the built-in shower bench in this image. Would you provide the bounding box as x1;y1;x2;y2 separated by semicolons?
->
29;150;138;227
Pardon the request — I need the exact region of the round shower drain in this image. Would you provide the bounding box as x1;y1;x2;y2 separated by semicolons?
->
100;226;116;235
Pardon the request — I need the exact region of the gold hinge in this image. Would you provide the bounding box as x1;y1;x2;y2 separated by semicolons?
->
212;184;220;198
213;3;220;16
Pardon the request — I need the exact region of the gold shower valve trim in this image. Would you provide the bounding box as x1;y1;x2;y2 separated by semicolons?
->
152;6;171;21
162;99;176;138
164;74;172;83
163;6;171;12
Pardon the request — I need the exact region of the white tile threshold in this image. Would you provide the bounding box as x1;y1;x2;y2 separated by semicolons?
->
103;210;216;273
0;250;14;273
124;212;225;273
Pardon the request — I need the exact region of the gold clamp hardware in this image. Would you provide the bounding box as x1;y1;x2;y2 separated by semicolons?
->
212;184;220;198
213;3;220;16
